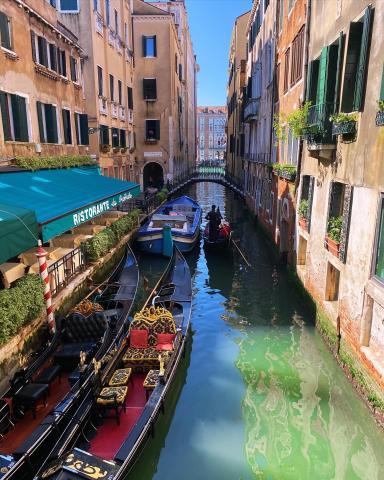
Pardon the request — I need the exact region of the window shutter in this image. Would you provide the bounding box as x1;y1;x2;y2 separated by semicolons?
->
155;120;160;140
333;32;345;113
120;129;126;148
0;12;11;50
62;109;71;144
45;105;58;143
127;87;133;109
75;113;80;145
11;95;28;142
38;36;48;66
61;50;67;77
353;6;373;112
80;114;89;145
341;22;363;112
339;185;353;263
0;91;11;141
307;176;315;233
70;57;77;82
49;44;58;72
30;31;37;62
153;36;157;57
142;36;146;57
316;46;329;105
305;61;313;102
36;101;45;143
380;65;384;102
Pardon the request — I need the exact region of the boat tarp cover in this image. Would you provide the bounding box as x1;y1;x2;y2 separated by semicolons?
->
0;166;141;243
0;202;38;264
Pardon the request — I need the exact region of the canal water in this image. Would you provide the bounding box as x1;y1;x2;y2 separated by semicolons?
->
129;183;384;480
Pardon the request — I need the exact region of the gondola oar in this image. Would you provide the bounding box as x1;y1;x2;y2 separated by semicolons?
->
230;236;252;267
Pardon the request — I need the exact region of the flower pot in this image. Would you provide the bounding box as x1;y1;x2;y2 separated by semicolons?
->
299;217;308;230
332;120;356;136
325;236;340;258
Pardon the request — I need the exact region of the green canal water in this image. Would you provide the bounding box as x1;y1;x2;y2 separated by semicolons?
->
129;183;384;480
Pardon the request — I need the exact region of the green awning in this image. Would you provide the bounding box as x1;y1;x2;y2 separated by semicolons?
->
0;203;38;264
0;166;141;243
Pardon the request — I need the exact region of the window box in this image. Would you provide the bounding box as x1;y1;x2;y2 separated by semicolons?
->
376;111;384;127
299;217;308;230
332;120;357;136
100;144;110;153
325;235;340;258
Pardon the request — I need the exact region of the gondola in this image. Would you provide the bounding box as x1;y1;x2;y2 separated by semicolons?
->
136;196;202;255
35;246;192;480
0;244;139;480
203;220;232;252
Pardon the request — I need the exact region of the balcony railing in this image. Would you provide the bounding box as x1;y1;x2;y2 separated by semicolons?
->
128;109;134;123
243;98;260;122
99;96;108;115
119;106;126;121
108;29;115;47
116;36;123;55
111;102;118;119
126;48;133;62
95;12;103;35
305;102;335;148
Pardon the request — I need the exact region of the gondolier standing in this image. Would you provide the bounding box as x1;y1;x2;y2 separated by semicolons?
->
205;205;221;241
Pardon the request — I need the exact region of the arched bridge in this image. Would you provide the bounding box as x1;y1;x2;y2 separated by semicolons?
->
168;167;244;197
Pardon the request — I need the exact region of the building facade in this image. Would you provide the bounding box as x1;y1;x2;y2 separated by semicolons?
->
0;0;88;161
226;11;250;184
132;0;196;190
297;0;384;393
197;106;227;165
58;0;135;181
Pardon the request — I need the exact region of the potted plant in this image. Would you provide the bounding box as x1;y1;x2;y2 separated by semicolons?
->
298;199;309;230
100;144;110;153
330;112;358;136
376;100;384;126
273;102;312;141
272;163;297;182
326;216;343;257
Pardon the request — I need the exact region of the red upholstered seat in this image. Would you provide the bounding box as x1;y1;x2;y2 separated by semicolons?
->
156;333;175;351
130;329;148;349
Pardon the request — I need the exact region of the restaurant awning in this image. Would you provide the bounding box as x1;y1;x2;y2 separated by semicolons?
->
0;203;38;264
0;166;141;244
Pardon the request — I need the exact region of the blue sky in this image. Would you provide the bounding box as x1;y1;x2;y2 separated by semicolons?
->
185;0;251;107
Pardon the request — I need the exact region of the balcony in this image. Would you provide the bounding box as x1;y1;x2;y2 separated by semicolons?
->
116;37;123;55
111;102;118;119
305;102;335;151
126;48;133;63
108;29;115;47
128;109;134;124
95;12;103;35
119;105;126;121
243;98;260;122
99;97;108;115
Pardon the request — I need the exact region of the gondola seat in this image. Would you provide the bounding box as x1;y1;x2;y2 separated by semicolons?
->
108;368;132;387
96;386;128;425
122;306;176;369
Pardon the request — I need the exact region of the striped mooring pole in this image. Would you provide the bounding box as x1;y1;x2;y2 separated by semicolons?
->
36;240;55;334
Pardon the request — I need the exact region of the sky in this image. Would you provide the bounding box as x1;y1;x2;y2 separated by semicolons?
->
185;0;251;107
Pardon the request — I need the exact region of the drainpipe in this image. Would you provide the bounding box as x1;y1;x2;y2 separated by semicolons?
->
294;0;311;192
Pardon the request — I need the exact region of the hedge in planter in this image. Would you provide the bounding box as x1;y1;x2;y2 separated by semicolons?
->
0;275;45;345
14;156;94;171
83;209;141;262
155;188;169;203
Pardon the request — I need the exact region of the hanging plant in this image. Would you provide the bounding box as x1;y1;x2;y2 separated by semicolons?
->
273;102;312;141
329;112;358;124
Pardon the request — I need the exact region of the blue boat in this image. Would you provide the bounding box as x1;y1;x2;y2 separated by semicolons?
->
137;196;202;255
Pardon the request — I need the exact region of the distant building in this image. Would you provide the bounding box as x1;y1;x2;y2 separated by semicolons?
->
197;106;227;165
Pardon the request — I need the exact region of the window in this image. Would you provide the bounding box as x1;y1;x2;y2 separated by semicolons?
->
74;113;89;145
58;49;67;77
58;0;79;12
111;127;119;147
70;56;78;82
100;124;109;145
290;26;304;86
49;43;58;72
143;78;157;100
0;91;29;142
109;74;114;101
97;66;103;96
179;64;183;81
37;35;48;67
120;129;126;148
105;0;110;25
62;109;72;144
127;87;133;109
341;6;373;112
287;129;299;165
118;80;122;104
93;0;99;11
0;11;12;50
283;48;290;92
278;0;284;33
114;9;119;35
145;119;160;141
37;101;58;144
143;36;157;57
374;196;384;281
50;0;57;6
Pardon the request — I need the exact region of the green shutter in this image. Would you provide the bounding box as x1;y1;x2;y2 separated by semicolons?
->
0;12;11;50
342;22;363;112
316;46;329;105
353;6;373;111
142;36;147;56
305;59;319;104
11;95;28;142
333;32;345;113
61;50;67;77
80;114;89;145
36;101;45;142
155;120;160;140
0;91;11;141
45;105;58;143
75;113;80;145
62;109;71;144
120;129;126;148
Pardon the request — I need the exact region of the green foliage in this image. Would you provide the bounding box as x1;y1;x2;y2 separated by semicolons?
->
327;216;343;243
14;156;94;171
329;112;358;123
298;199;309;219
83;209;141;262
155;188;169;203
377;100;384;112
0;275;45;345
272;163;297;178
273;102;311;141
